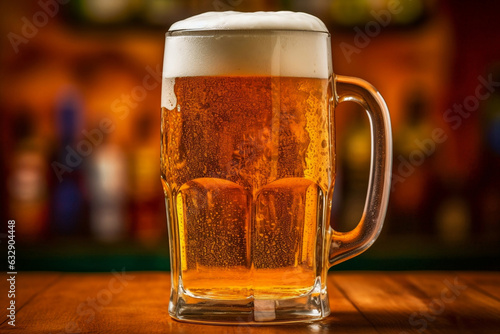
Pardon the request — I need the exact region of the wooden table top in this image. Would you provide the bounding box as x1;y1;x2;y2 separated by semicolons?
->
1;271;499;333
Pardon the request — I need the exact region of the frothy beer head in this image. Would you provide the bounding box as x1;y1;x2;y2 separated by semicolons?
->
163;11;332;79
168;11;328;32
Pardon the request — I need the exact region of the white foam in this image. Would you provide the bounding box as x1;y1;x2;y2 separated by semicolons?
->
168;11;328;32
162;11;332;79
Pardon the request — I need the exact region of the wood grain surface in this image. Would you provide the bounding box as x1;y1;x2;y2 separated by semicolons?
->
1;272;499;333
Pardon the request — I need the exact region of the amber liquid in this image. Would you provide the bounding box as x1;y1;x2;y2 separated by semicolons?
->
161;76;333;299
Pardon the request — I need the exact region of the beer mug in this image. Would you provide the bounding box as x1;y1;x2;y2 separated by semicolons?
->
161;11;392;324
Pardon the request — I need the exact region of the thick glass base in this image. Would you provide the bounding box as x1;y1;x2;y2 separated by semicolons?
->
168;280;330;324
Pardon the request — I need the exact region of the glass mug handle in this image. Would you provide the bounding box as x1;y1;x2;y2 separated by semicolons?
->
329;75;393;267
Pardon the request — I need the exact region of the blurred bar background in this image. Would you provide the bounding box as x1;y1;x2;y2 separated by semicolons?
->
0;0;499;271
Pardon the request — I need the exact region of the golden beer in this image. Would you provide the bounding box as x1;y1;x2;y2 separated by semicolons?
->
161;76;333;299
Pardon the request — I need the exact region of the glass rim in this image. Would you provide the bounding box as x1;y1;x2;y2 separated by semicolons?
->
166;29;330;37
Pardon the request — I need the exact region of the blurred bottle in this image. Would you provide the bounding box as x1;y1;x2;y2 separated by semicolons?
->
51;90;85;235
7;109;50;240
475;66;500;242
433;180;471;245
390;86;433;234
129;112;164;244
87;134;127;242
